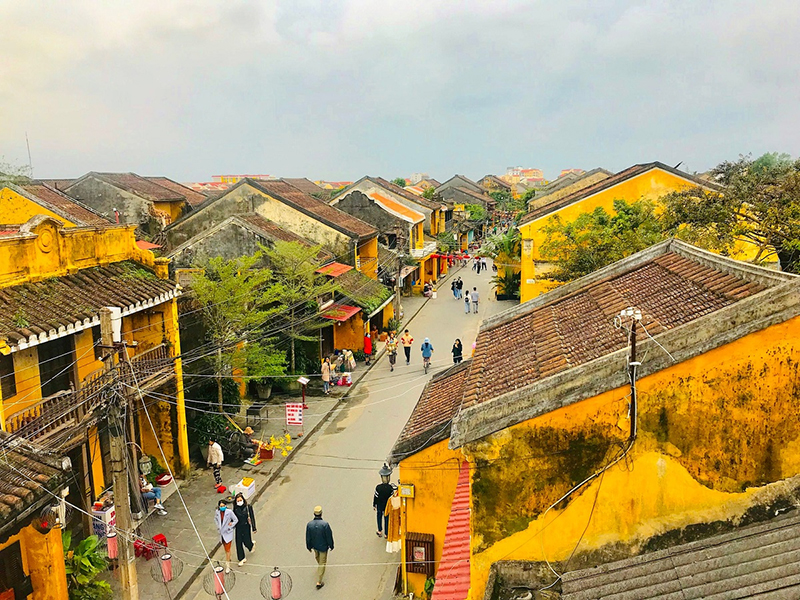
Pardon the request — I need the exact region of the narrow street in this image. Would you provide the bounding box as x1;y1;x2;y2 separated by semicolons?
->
182;262;514;600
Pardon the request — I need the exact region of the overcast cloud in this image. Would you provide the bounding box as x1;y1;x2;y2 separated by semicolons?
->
1;0;799;182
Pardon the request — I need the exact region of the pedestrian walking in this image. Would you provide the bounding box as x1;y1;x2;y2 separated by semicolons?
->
306;506;334;590
233;493;257;565
464;293;471;314
400;329;414;365
456;277;464;299
321;357;332;394
373;464;396;538
482;257;488;272
471;287;480;313
207;438;224;488
472;257;478;272
452;339;463;364
214;499;238;573
386;332;398;372
363;333;373;366
451;279;458;299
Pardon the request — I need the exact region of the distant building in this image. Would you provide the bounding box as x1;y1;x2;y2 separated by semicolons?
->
503;166;545;185
212;174;277;183
558;168;586;178
409;172;430;184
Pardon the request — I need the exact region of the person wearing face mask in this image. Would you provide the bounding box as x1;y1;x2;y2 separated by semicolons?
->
214;499;238;572
233;493;257;566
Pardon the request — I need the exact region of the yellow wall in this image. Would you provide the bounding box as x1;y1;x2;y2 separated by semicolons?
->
0;188;78;227
0;525;69;600
357;237;379;280
0;218;154;292
464;315;800;599
399;440;464;596
333;312;365;352
526;172;611;214
88;426;105;497
152;200;184;224
520;169;706;303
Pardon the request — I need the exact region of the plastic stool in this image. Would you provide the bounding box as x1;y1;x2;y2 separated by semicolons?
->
153;534;167;549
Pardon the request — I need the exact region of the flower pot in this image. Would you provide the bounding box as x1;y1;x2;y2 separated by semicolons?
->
255;382;273;400
259;447;274;460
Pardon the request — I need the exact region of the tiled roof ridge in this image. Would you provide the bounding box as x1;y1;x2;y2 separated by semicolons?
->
12;182;110;226
482;239;794;334
370;176;443;210
455;186;493;202
74;171;185;202
250;179;377;239
521;162;722;224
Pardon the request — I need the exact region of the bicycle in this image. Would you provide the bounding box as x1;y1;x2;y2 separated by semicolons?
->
423;355;431;374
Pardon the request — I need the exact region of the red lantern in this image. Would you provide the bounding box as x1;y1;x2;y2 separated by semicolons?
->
160;554;173;583
270;568;282;599
107;532;118;560
214;566;225;595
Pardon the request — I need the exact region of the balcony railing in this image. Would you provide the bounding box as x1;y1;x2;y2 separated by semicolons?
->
4;344;175;446
410;241;438;259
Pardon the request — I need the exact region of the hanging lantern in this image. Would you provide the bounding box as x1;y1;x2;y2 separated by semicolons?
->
139;455;152;475
150;553;184;584
260;567;293;599
160;554;173;583
203;564;236;597
107;532;118;560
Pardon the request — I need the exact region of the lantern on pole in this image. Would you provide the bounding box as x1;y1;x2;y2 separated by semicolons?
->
260;567;293;599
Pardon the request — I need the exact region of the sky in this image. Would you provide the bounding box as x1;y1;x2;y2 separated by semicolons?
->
1;0;799;183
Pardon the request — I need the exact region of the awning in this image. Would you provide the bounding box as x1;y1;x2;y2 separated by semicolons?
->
316;262;353;278
399;265;418;281
136;240;161;250
322;304;361;322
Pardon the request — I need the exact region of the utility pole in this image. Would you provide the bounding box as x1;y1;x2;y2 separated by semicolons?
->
623;307;642;443
101;307;140;600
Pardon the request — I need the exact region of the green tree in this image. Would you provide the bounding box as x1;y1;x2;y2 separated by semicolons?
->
660;153;800;272
392;177;407;187
540;199;665;281
465;204;488;223
0;160;32;185
191;253;286;411
436;231;458;253
261;241;339;372
521;187;536;203
421;186;437;200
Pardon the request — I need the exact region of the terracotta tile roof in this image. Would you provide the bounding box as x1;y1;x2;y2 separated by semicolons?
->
520;162;721;225
321;304;361;322
0;261;178;351
462;251;767;409
562;511;800;599
480;174;511;190
36;179;75;191
75;172;184;202
368;192;426;223
316;262;354;278
0;431;70;537
392;361;471;460
252;180;377;240
431;460;471;600
145;177;207;207
20;184;110;227
371;176;443;211
282;178;324;196
454;186;495;205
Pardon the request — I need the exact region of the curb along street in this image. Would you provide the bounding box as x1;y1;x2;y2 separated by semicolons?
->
174;264;464;598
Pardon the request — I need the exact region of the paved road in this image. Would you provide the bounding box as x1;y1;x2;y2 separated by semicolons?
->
185;263;511;600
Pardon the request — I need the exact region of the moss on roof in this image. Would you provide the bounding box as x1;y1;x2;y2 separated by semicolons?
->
336;269;392;314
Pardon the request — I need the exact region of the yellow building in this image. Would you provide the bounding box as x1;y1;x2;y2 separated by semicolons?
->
0;215;189;528
164;178;380;280
0;183;111;228
392;239;800;600
0;431;72;600
517;162;721;302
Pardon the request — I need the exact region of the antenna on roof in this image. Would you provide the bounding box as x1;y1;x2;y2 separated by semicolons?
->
673;161;683;170
25;132;34;179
